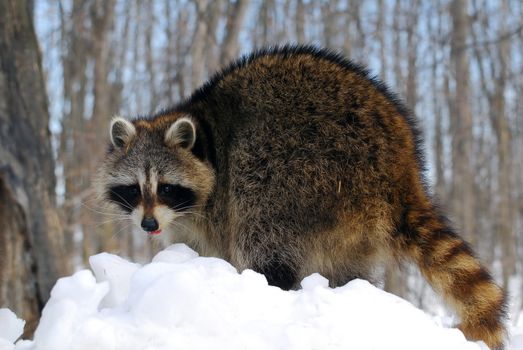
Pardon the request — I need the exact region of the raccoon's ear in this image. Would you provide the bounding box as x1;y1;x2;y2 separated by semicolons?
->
164;116;196;150
110;117;136;149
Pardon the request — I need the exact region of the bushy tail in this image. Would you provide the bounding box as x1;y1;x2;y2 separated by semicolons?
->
399;203;507;349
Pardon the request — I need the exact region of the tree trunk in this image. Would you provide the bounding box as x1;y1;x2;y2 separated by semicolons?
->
392;0;404;90
348;0;365;61
405;0;419;111
376;0;387;81
490;0;515;289
450;0;476;245
321;1;337;48
259;0;275;46
220;0;249;66
432;4;446;201
190;0;209;90
204;0;222;74
87;0;118;256
0;0;69;336
59;0;91;265
295;0;305;43
144;1;158;109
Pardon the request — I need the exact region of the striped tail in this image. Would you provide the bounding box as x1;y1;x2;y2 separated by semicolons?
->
398;203;507;350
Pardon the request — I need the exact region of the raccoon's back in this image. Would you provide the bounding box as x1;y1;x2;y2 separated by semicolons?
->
178;46;420;229
182;47;411;129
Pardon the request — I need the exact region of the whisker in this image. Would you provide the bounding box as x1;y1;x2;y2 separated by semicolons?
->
80;196;129;210
108;221;134;243
80;203;129;218
173;199;195;211
180;211;209;221
172;202;208;222
94;217;132;225
176;204;205;211
106;193;135;211
91;190;135;212
170;219;195;234
80;198;130;213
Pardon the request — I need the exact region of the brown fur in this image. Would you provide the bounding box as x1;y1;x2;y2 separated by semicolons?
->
97;46;506;349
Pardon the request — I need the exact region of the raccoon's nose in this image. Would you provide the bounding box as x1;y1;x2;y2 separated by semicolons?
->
141;217;159;232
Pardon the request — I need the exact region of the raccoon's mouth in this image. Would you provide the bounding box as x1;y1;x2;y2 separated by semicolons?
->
148;229;162;235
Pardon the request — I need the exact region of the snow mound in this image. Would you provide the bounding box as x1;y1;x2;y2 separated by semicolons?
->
0;244;495;350
0;309;25;350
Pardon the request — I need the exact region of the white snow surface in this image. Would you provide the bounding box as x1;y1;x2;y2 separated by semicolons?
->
0;309;25;350
1;244;521;350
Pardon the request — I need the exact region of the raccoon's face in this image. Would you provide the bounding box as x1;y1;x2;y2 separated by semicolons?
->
96;115;215;235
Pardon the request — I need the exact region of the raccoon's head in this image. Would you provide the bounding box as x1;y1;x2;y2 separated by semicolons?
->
96;114;215;235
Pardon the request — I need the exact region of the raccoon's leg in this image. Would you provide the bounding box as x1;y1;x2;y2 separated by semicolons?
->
255;254;298;290
234;249;298;290
229;223;300;290
398;202;507;350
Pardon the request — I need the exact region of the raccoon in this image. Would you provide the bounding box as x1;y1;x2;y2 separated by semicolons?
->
96;46;506;349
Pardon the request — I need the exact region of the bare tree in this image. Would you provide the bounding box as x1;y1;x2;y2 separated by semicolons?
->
376;0;388;81
58;0;91;264
191;0;209;90
86;0;118;255
321;1;338;49
449;0;476;245
144;0;159;109
295;0;305;43
405;0;419;110
220;0;250;66
430;1;447;200
204;0;223;74
258;0;275;46
470;0;516;289
0;0;69;335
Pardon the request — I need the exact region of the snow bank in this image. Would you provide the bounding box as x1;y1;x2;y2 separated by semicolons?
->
0;244;512;350
0;309;25;350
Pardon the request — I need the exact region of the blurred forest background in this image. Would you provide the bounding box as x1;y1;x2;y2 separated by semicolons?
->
1;0;522;335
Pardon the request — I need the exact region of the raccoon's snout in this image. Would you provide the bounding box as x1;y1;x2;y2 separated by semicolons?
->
141;217;159;232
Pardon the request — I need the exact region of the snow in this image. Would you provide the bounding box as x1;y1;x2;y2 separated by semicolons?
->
0;309;25;350
1;244;521;350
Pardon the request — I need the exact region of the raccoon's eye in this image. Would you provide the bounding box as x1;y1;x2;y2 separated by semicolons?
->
108;184;141;213
157;183;196;211
127;185;139;196
158;184;174;196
